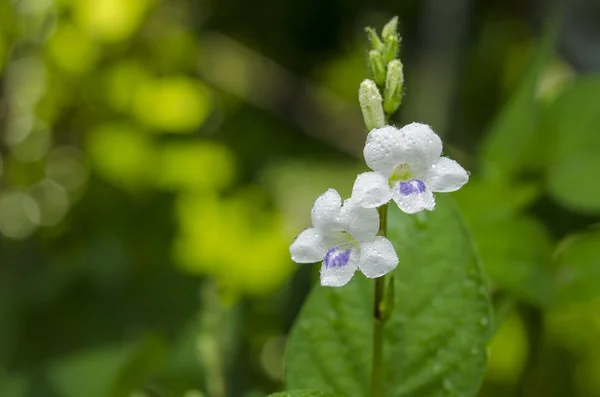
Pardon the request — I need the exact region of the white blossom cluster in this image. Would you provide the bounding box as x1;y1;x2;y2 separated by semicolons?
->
290;123;469;287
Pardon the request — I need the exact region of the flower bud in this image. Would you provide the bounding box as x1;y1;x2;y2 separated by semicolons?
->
365;27;384;52
383;34;399;64
381;16;398;39
384;59;403;115
359;79;385;131
368;50;386;86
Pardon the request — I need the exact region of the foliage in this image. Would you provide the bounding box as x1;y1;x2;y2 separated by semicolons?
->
0;1;600;397
285;196;491;396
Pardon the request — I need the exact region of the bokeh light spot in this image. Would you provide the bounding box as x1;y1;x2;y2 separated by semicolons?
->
47;23;98;74
133;77;212;133
173;190;294;296
486;313;528;384
4;56;46;111
87;124;156;190
4;115;34;147
73;0;149;42
12;127;52;163
46;146;89;193
105;61;149;112
157;141;235;192
29;179;70;227
0;190;40;239
260;335;286;381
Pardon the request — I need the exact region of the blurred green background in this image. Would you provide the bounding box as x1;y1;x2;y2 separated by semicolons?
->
1;0;600;396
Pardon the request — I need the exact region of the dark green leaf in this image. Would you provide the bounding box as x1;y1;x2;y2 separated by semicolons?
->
473;216;554;307
478;20;557;179
547;151;600;213
544;76;600;164
454;179;554;306
544;77;600;212
48;335;166;397
453;179;540;227
0;376;29;397
555;228;600;303
285;196;492;397
270;390;343;397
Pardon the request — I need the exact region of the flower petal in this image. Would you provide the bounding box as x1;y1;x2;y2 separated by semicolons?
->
311;188;342;230
396;122;443;172
364;125;405;176
391;179;435;214
351;172;392;208
358;236;399;278
426;157;469;192
320;245;359;287
338;198;379;241
290;228;328;263
364;123;443;177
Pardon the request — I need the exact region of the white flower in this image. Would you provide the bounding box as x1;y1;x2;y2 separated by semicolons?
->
289;189;399;287
351;123;469;214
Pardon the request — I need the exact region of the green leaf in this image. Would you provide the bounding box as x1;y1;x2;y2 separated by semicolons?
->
478;20;557;179
473;216;555;307
48;335;166;397
454;179;554;306
285;196;492;397
555;228;600;303
547;152;600;213
270;390;343;397
544;76;600;163
453;178;540;227
0;376;29;397
285;272;372;395
543;76;600;213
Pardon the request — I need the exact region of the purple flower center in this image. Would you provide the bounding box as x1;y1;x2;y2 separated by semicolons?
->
324;246;352;268
398;179;426;196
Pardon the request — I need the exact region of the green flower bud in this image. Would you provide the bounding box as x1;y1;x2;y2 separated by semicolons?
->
365;27;384;52
383;34;399;64
359;79;385;131
384;59;404;115
368;50;386;86
381;16;398;39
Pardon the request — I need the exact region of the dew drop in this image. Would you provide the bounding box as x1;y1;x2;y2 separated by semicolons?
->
462;279;476;289
443;378;453;391
479;317;489;327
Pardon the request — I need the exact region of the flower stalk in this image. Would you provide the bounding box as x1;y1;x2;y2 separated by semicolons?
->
371;203;388;397
290;14;471;396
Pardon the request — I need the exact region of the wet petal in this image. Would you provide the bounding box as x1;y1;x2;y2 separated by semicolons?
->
338;198;379;241
311;188;342;230
395;122;443;172
320;245;359;287
358;236;399;278
351;172;392;208
426;157;469;192
364;125;405;176
364;123;443;177
391;179;435;214
290;228;328;263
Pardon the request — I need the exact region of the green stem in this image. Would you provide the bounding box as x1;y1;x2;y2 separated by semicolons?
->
371;204;388;397
372;276;385;397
